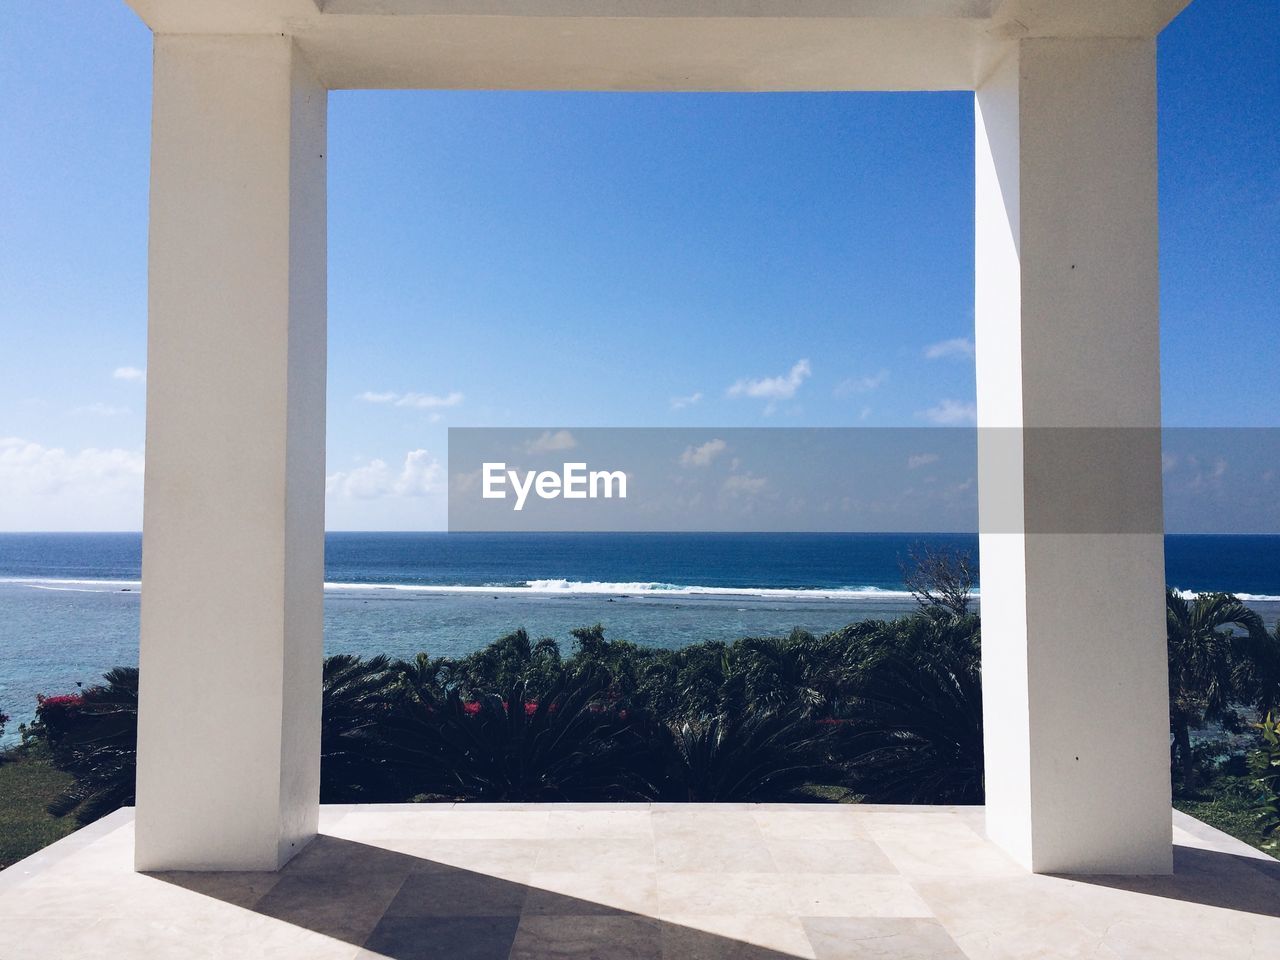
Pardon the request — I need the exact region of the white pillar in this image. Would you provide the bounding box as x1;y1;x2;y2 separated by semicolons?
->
975;39;1171;874
135;35;327;871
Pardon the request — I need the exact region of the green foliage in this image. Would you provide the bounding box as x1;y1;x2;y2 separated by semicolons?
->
837;614;984;803
43;668;138;824
24;585;1280;829
0;745;78;869
446;628;565;699
1174;774;1277;857
654;709;836;802
1166;589;1271;790
1252;713;1280;850
320;654;399;801
378;667;650;802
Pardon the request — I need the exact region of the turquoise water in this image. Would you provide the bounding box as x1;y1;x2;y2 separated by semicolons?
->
2;532;1278;739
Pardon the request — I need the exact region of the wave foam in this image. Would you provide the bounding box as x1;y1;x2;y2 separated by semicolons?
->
1173;588;1280;603
322;579;917;600
9;577;1279;603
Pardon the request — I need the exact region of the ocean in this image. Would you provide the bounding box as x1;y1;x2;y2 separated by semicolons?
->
2;532;1279;740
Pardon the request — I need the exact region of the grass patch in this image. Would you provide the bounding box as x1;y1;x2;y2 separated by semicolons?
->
1174;775;1278;859
0;746;78;870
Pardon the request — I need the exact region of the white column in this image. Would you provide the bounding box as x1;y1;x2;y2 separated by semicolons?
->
135;35;327;871
975;39;1171;874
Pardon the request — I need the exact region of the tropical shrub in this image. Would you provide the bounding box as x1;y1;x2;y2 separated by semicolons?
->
34;586;1280;818
1166;589;1271;790
45;669;138;824
377;667;650;801
1252;713;1280;851
836;614;984;803
320;654;399;801
652;708;836;802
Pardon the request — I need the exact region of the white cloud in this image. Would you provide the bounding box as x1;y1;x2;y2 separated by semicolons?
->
112;366;146;382
727;359;811;413
908;453;941;470
525;430;577;454
358;390;464;410
670;391;703;411
679;438;727;468
326;449;444;500
834;370;889;396
0;438;144;530
919;399;977;425
0;437;144;497
924;338;974;360
72;403;130;417
722;473;768;497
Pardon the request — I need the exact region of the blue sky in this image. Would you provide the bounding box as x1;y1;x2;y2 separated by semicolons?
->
1;0;1276;531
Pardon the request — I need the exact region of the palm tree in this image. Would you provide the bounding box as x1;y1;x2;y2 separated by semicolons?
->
320;654;398;801
655;708;834;802
378;667;649;802
1166;589;1268;791
728;633;827;715
837;615;984;804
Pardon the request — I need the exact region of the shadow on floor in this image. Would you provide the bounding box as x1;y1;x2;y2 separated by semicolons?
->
152;834;805;960
1065;844;1280;920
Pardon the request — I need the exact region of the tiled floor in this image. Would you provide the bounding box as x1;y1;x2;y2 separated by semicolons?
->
2;804;1279;959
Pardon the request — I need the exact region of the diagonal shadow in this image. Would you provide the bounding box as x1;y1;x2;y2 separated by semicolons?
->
1063;843;1280;920
152;834;806;960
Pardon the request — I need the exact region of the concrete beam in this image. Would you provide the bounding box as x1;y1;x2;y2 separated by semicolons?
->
123;0;1192;92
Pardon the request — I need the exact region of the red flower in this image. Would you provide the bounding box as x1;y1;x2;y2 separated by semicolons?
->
36;693;84;711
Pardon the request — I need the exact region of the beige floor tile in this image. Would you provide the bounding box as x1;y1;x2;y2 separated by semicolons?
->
655;814;775;872
383;867;529;916
662;913;818;959
430;809;551;840
862;816;1022;878
147;868;283;909
764;838;897;875
0;917;103;960
548;809;656;839
361;914;521;960
378;838;543;880
534;837;658;873
787;874;934;918
8;805;1280;960
252;868;408;944
802;917;967;960
510;914;663;960
321;809;449;840
84;911;364;960
653;807;763;837
658;872;794;916
751;807;871;842
525;870;660;916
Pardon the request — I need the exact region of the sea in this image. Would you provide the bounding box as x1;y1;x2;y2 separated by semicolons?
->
2;531;1279;741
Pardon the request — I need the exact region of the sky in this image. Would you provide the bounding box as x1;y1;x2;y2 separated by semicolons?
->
0;0;1277;532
